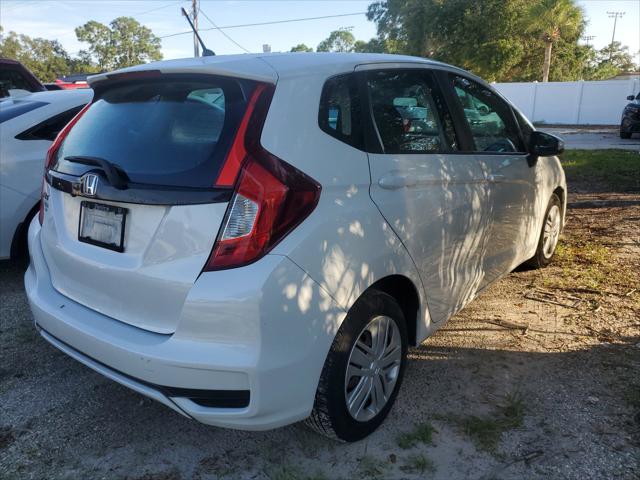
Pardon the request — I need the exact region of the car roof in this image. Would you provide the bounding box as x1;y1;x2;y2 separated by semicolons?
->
0;89;93;125
88;53;455;87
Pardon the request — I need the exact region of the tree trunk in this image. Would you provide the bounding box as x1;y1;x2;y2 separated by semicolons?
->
542;41;552;82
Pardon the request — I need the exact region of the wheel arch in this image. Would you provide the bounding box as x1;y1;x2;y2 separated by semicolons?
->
552;185;566;227
10;200;40;260
365;274;421;347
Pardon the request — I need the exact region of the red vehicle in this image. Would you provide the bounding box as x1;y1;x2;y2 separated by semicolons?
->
0;58;46;98
52;74;91;90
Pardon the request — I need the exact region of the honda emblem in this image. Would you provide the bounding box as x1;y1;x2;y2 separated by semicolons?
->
81;174;99;197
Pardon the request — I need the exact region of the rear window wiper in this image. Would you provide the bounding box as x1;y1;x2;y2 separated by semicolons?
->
64;155;129;190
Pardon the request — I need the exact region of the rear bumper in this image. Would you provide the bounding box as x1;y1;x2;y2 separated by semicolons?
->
25;218;345;430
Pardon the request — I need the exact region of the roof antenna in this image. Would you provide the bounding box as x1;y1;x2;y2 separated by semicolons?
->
181;7;215;57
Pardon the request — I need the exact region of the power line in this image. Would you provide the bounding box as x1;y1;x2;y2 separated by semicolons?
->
159;11;367;39
198;7;251;53
135;1;186;17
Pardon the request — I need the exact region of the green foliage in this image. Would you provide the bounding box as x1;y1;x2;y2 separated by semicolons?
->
357;455;388;479
76;17;162;70
317;28;355;53
397;422;437;449
560;150;640;192
290;43;313;52
0;28;71;81
363;0;637;82
441;391;525;452
586;41;638;79
0;17;162;82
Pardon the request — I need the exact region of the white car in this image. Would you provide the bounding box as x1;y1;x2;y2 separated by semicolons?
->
0;89;92;259
25;54;565;441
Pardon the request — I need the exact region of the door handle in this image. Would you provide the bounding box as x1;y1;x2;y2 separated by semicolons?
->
379;174;416;189
379;174;439;190
487;174;506;182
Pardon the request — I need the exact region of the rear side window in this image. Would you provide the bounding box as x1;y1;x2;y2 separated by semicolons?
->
451;75;524;153
55;77;248;188
16;105;85;141
367;70;457;154
319;74;363;149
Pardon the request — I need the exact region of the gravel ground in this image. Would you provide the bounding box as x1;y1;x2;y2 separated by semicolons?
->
1;189;639;479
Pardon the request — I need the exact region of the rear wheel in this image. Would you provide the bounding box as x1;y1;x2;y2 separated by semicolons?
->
525;193;562;269
306;290;408;442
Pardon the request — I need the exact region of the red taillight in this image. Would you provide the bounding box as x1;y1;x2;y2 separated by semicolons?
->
39;102;92;224
204;85;321;271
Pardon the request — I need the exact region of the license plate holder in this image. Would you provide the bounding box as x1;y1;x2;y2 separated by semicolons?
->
78;201;127;252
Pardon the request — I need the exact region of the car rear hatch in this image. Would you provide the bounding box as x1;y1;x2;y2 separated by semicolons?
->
39;69;274;334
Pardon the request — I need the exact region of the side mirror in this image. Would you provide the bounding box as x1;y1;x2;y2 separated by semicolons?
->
529;131;564;158
628;95;636;101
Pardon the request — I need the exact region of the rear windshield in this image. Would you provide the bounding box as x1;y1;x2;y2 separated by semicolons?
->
55;77;248;188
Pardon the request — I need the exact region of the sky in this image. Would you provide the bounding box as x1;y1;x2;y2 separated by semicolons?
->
1;0;638;65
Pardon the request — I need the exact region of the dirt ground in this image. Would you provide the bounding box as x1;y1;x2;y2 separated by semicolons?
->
1;166;639;479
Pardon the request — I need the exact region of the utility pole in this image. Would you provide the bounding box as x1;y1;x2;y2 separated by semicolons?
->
192;0;200;57
581;35;595;48
606;11;625;60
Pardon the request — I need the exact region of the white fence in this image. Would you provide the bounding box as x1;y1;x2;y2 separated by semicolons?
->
493;79;640;125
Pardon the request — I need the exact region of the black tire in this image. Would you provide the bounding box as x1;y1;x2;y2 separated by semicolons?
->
525;193;562;269
306;289;408;442
620;130;632;139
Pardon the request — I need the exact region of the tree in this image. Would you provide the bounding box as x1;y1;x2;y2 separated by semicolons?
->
0;27;71;81
352;38;395;53
317;28;355;53
524;0;584;82
365;0;595;82
76;17;162;70
597;42;637;73
368;0;534;81
290;43;313;52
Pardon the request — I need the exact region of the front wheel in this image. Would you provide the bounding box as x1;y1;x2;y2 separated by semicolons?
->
306;289;408;442
525;193;562;269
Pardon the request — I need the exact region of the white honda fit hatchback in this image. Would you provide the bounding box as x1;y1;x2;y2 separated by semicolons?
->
25;53;566;441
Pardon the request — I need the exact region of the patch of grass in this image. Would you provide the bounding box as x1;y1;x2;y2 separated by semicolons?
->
397;422;437;449
544;240;631;291
561;149;640;192
445;392;526;452
399;453;436;475
358;455;388;479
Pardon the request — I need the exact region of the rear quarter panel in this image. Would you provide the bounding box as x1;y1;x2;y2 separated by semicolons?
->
261;72;434;343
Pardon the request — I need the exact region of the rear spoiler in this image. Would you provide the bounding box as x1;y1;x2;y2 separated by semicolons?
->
88;57;278;88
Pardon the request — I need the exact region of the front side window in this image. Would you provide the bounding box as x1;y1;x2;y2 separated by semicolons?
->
367;70;456;154
451;76;524;153
318;74;363;149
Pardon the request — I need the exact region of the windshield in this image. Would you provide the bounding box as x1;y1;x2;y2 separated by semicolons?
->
55;77;249;188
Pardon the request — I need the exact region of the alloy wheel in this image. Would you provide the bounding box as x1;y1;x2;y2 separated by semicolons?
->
344;315;402;422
